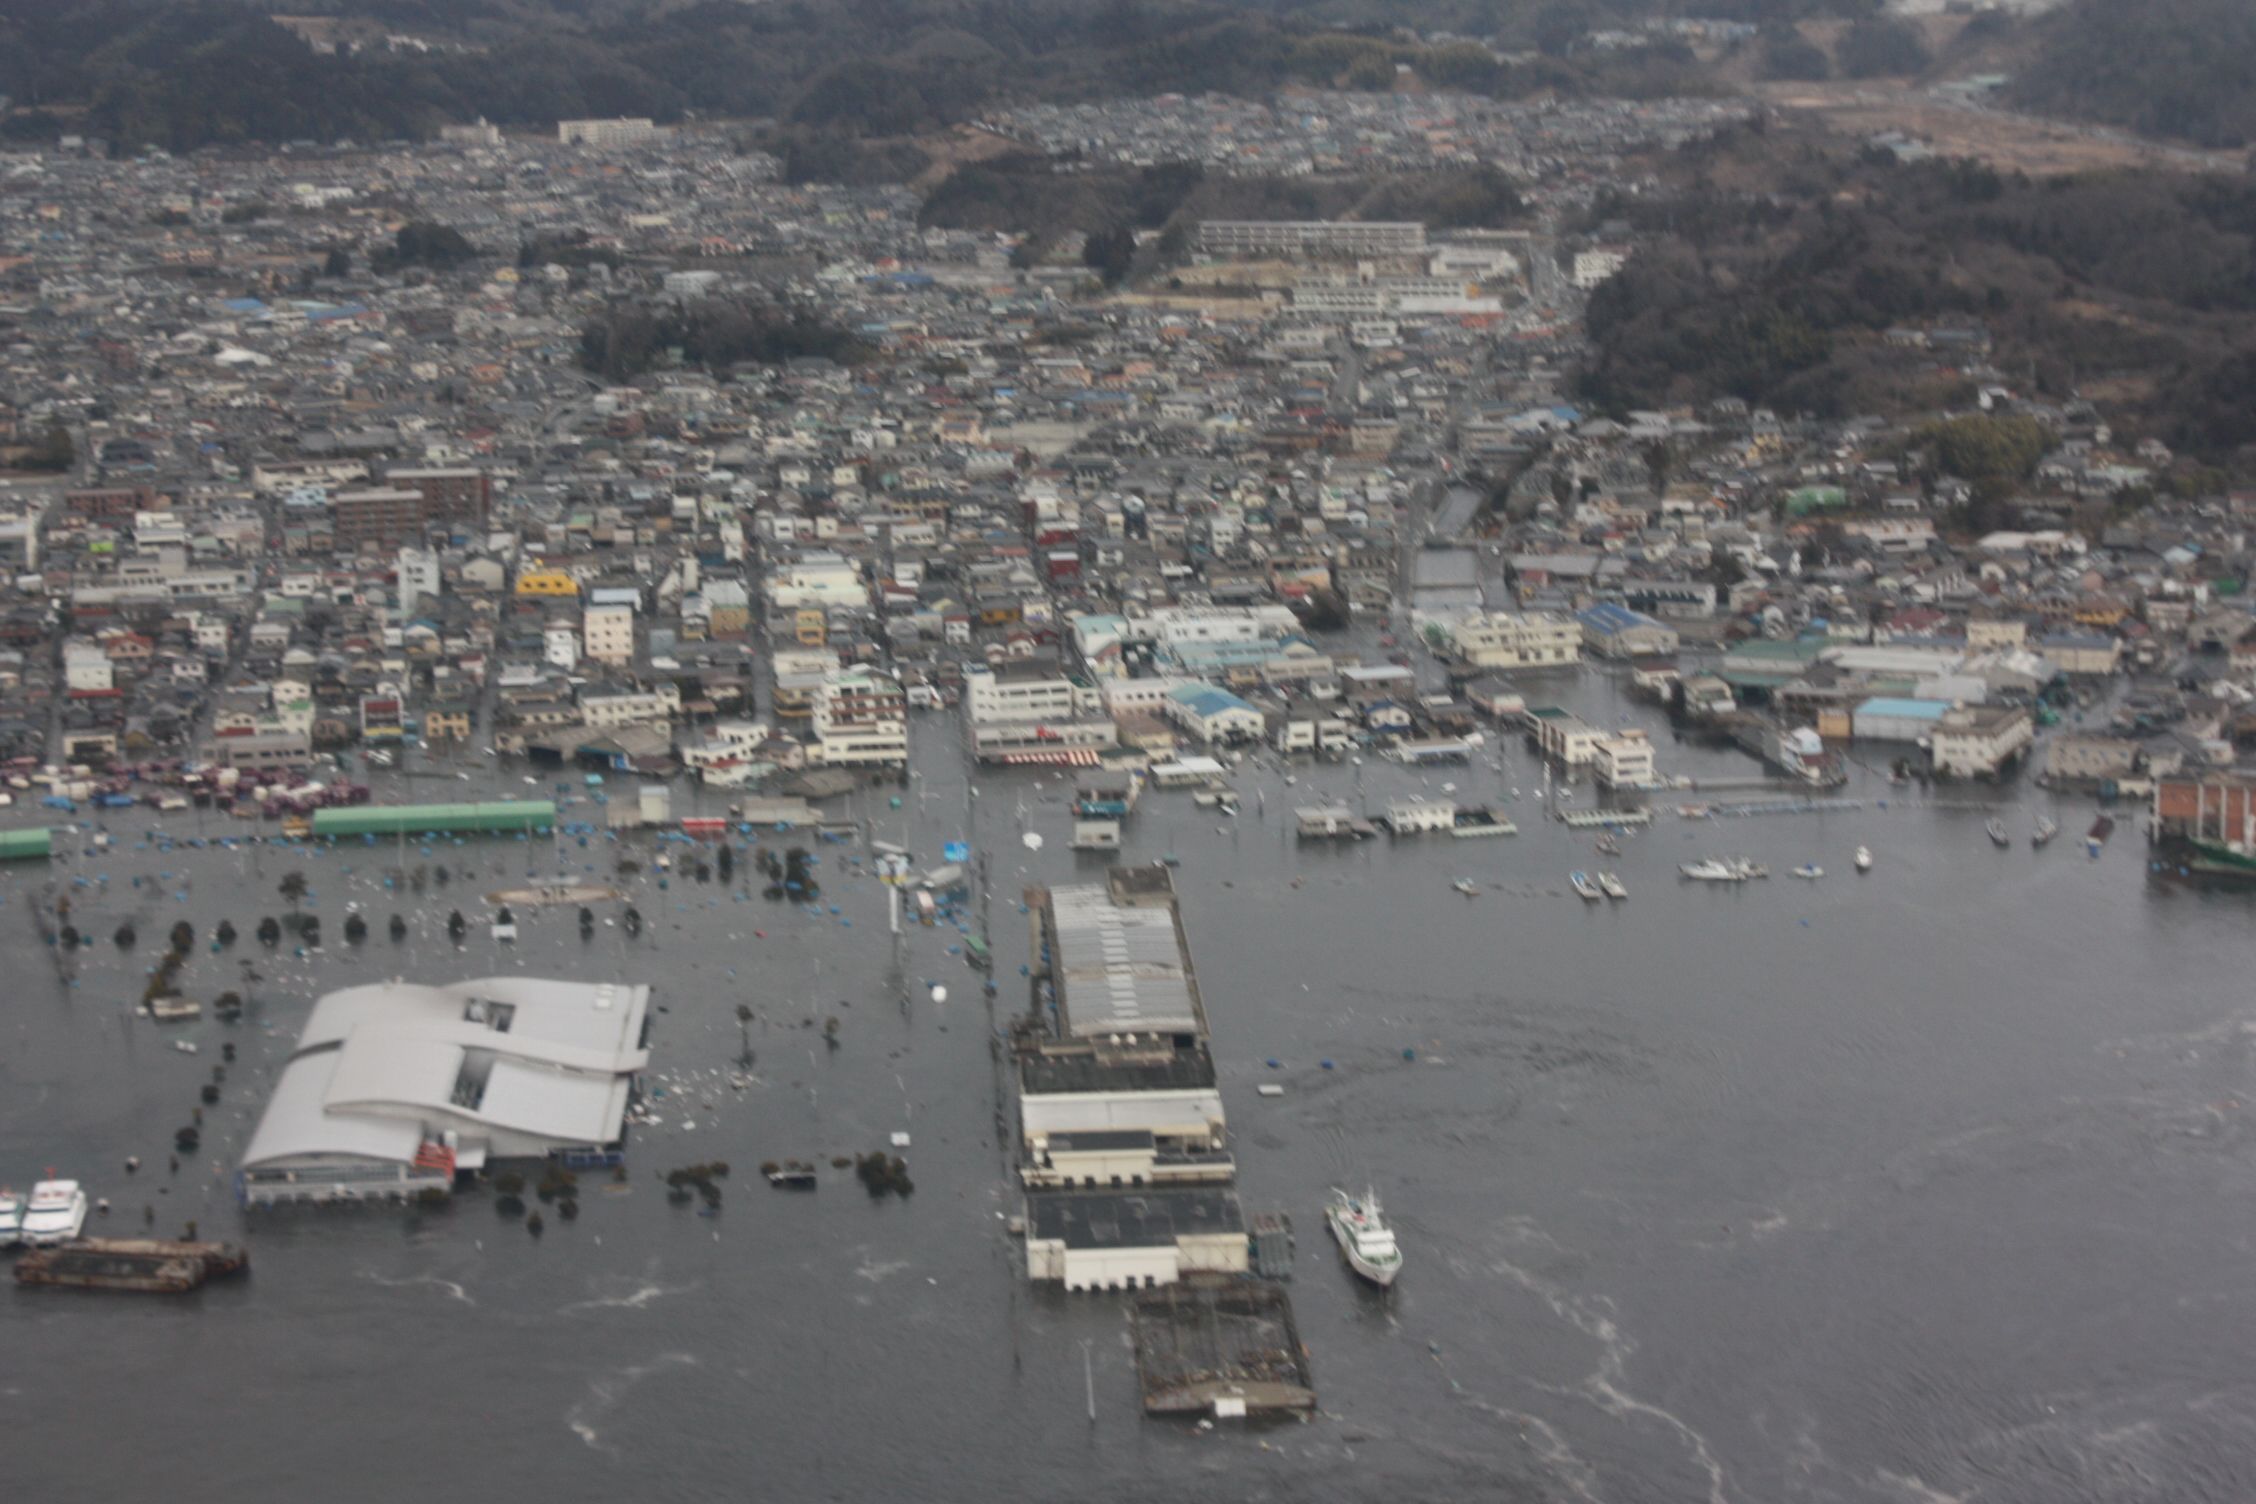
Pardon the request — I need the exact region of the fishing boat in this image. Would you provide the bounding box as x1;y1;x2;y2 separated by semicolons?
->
1855;845;1873;872
1451;878;1480;898
1594;833;1621;856
1598;872;1627;900
1325;1187;1403;1289
0;1186;23;1248
765;1166;818;1191
2087;814;2114;858
2032;816;2059;848
1679;858;1744;882
1792;863;1823;880
1986;818;2011;847
1570;870;1603;901
22;1179;88;1246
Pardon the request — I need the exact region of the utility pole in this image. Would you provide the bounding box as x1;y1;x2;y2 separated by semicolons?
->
1082;1338;1095;1424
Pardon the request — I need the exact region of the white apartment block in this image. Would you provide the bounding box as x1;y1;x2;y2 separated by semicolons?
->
556;117;661;147
811;666;908;767
580;686;680;730
1198;220;1427;259
1594;730;1658;789
1453;611;1581;670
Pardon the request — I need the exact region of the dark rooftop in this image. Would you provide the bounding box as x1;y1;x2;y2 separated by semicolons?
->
1019;1045;1217;1097
1025;1187;1244;1250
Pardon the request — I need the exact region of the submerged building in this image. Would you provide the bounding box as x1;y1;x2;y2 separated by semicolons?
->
1016;866;1249;1292
239;976;651;1205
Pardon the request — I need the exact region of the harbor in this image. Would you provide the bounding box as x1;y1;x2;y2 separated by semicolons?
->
2;690;2250;1500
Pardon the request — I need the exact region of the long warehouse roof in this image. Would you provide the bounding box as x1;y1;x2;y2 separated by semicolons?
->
1048;882;1206;1041
311;801;557;836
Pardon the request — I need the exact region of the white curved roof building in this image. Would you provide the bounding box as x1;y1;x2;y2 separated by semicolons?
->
240;977;651;1203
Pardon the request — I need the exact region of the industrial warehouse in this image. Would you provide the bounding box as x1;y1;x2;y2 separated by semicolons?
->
238;976;652;1205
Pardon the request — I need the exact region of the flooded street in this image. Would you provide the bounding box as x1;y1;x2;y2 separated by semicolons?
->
8;686;2256;1504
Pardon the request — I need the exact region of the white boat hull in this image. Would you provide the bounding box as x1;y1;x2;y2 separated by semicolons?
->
1328;1213;1400;1287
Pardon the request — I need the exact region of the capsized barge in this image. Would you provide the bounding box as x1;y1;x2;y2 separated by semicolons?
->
14;1238;249;1293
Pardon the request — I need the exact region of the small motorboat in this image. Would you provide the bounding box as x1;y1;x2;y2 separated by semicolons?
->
2032;816;2059;848
1452;878;1480;898
1594;834;1621;856
1597;872;1627;900
1986;818;2011;847
1570;871;1603;901
1854;845;1873;872
1792;863;1823;880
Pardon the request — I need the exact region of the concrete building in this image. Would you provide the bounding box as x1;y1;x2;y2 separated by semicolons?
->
1929;704;2034;779
2046;732;2138;787
1197;220;1426;259
583;602;635;665
1525;705;1605;765
809;665;907;766
1453;611;1581;670
965;659;1115;766
240;977;652;1205
332;487;428;550
1023;1188;1248;1292
557;117;661;147
1594;729;1658;789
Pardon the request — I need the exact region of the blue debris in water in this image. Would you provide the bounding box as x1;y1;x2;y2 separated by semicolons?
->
1320;1059;1335;1071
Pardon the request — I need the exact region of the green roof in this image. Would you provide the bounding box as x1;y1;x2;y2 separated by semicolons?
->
0;827;52;860
311;801;557;837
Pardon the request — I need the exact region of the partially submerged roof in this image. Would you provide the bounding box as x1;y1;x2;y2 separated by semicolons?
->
1047;882;1206;1041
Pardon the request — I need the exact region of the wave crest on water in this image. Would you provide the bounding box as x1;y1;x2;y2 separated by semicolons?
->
359;1271;474;1306
567;1352;700;1452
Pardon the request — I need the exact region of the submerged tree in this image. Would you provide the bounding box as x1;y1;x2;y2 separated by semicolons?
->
168;920;194;954
277;871;308;918
389;913;408;941
256;916;281;948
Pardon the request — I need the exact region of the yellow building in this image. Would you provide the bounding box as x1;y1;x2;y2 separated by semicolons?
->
516;568;580;598
794;607;828;646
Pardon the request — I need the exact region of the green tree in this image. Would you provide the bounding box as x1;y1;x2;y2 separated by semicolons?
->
1082;224;1135;286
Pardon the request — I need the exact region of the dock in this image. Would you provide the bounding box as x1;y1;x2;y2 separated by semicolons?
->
1296;805;1377;841
1249;1212;1295;1279
1131;1282;1316;1417
1558;806;1652;829
14;1238;249;1293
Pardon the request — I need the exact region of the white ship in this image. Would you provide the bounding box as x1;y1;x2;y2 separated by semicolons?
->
1680;857;1768;882
22;1179;88;1246
1855;845;1874;872
1325;1186;1402;1289
1570;870;1603;901
1598;872;1627;900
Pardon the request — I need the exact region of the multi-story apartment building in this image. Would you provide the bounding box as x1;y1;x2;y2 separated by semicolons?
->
810;665;907;767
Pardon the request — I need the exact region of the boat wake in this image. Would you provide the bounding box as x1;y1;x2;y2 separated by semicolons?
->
566;1352;699;1452
1487;1253;1733;1504
360;1271;474;1305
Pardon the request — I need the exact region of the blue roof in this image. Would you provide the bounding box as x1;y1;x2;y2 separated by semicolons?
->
1168;684;1255;719
1577;602;1662;635
1854;697;1952;720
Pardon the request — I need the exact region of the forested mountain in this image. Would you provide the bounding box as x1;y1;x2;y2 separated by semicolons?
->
0;0;1898;154
2010;0;2256;150
1579;126;2256;458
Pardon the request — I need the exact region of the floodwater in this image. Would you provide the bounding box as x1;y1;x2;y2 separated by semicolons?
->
7;679;2255;1504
